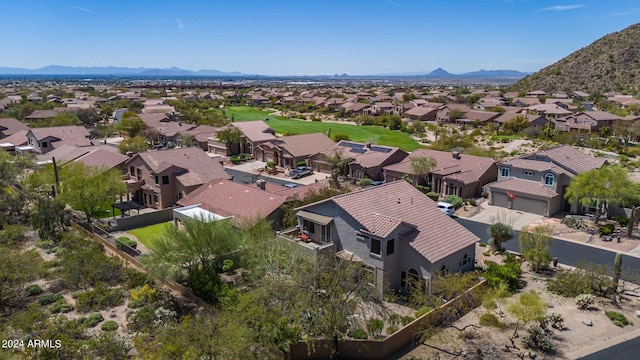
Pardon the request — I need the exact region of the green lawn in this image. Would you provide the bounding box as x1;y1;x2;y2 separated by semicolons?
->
127;222;172;248
94;206;122;219
225;106;422;151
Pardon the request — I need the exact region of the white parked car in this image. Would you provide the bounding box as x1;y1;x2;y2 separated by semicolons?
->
437;202;455;216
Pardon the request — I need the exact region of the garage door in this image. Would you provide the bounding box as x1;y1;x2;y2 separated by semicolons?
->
492;191;546;215
512;196;546;215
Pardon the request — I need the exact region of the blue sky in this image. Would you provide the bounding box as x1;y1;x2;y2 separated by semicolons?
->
1;0;638;75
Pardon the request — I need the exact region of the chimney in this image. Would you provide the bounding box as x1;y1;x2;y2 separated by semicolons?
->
256;179;266;190
452;151;460;159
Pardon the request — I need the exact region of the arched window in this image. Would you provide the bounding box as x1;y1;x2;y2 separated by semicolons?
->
544;173;555;185
440;264;448;275
460;254;470;268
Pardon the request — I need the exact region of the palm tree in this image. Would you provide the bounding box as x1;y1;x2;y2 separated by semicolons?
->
487;222;514;251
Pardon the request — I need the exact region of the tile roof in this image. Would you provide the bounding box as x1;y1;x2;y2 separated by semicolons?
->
29;126;92;148
384;149;496;179
75;149;129;169
37;144;90;163
177;178;286;221
229;121;276;143
0;130;28;146
305;180;479;263
131;147;230;187
504;159;573;176
531;145;607;174
487;178;559;199
0;118;29;137
277;133;334;158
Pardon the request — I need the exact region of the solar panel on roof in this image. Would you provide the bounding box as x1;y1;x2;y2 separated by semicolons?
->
370;146;392;153
340;141;364;148
350;148;367;154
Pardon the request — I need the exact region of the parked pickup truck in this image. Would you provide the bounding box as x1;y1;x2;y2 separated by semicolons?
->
288;166;313;179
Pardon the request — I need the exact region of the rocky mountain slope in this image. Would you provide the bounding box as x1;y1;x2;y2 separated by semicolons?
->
513;23;640;94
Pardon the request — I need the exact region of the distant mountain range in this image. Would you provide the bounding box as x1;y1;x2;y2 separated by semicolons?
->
513;22;640;92
376;68;531;78
0;65;531;79
0;65;247;77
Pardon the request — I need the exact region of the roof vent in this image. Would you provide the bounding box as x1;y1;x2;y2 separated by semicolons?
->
256;179;266;190
452;151;460;159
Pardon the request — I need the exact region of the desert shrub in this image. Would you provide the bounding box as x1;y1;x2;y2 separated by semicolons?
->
38;293;62;306
367;318;384;338
443;195;463;209
359;178;373;187
401;316;415;325
561;216;588;230
26;284;44;296
415;306;432;318
522;325;554;353
599;223;615;235
75;286;123;312
50;298;73;313
465;198;477;206
386;326;397;334
221;259;235;273
481;191;489;199
548;263;616;298
575;294;596;309
606;311;632;327
548;269;595;297
415;185;430;194
426;192;439;201
479;313;507;328
230;156;241;164
617;217;630;226
266;161;276;168
86;312;104;328
484;255;523;292
332;133;350;142
351;328;368;339
539;313;565;331
296;160;307;168
125;270;152;290
101;320;118;332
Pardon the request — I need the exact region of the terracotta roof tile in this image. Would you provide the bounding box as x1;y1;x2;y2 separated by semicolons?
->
314;181;479;263
178;178;286;221
488;178;559;198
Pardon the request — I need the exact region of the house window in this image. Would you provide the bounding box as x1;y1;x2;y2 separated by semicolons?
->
153;193;158;203
321;225;331;243
162;175;169;185
544;173;555;185
302;219;315;234
42;141;48;148
370;238;381;256
130;166;135;176
387;238;395;256
524;170;533;176
136;168;141;180
363;265;375;286
460;254;470;268
154;175;159;185
500;167;510;177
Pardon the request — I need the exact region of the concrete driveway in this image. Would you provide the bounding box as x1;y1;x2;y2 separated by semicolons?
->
469;203;544;230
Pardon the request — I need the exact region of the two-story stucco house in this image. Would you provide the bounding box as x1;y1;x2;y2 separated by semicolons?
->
485;145;608;216
124;147;230;209
384;149;498;199
309;141;408;181
295;180;479;295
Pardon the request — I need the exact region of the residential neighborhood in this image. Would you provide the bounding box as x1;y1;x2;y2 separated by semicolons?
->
3;44;640;360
